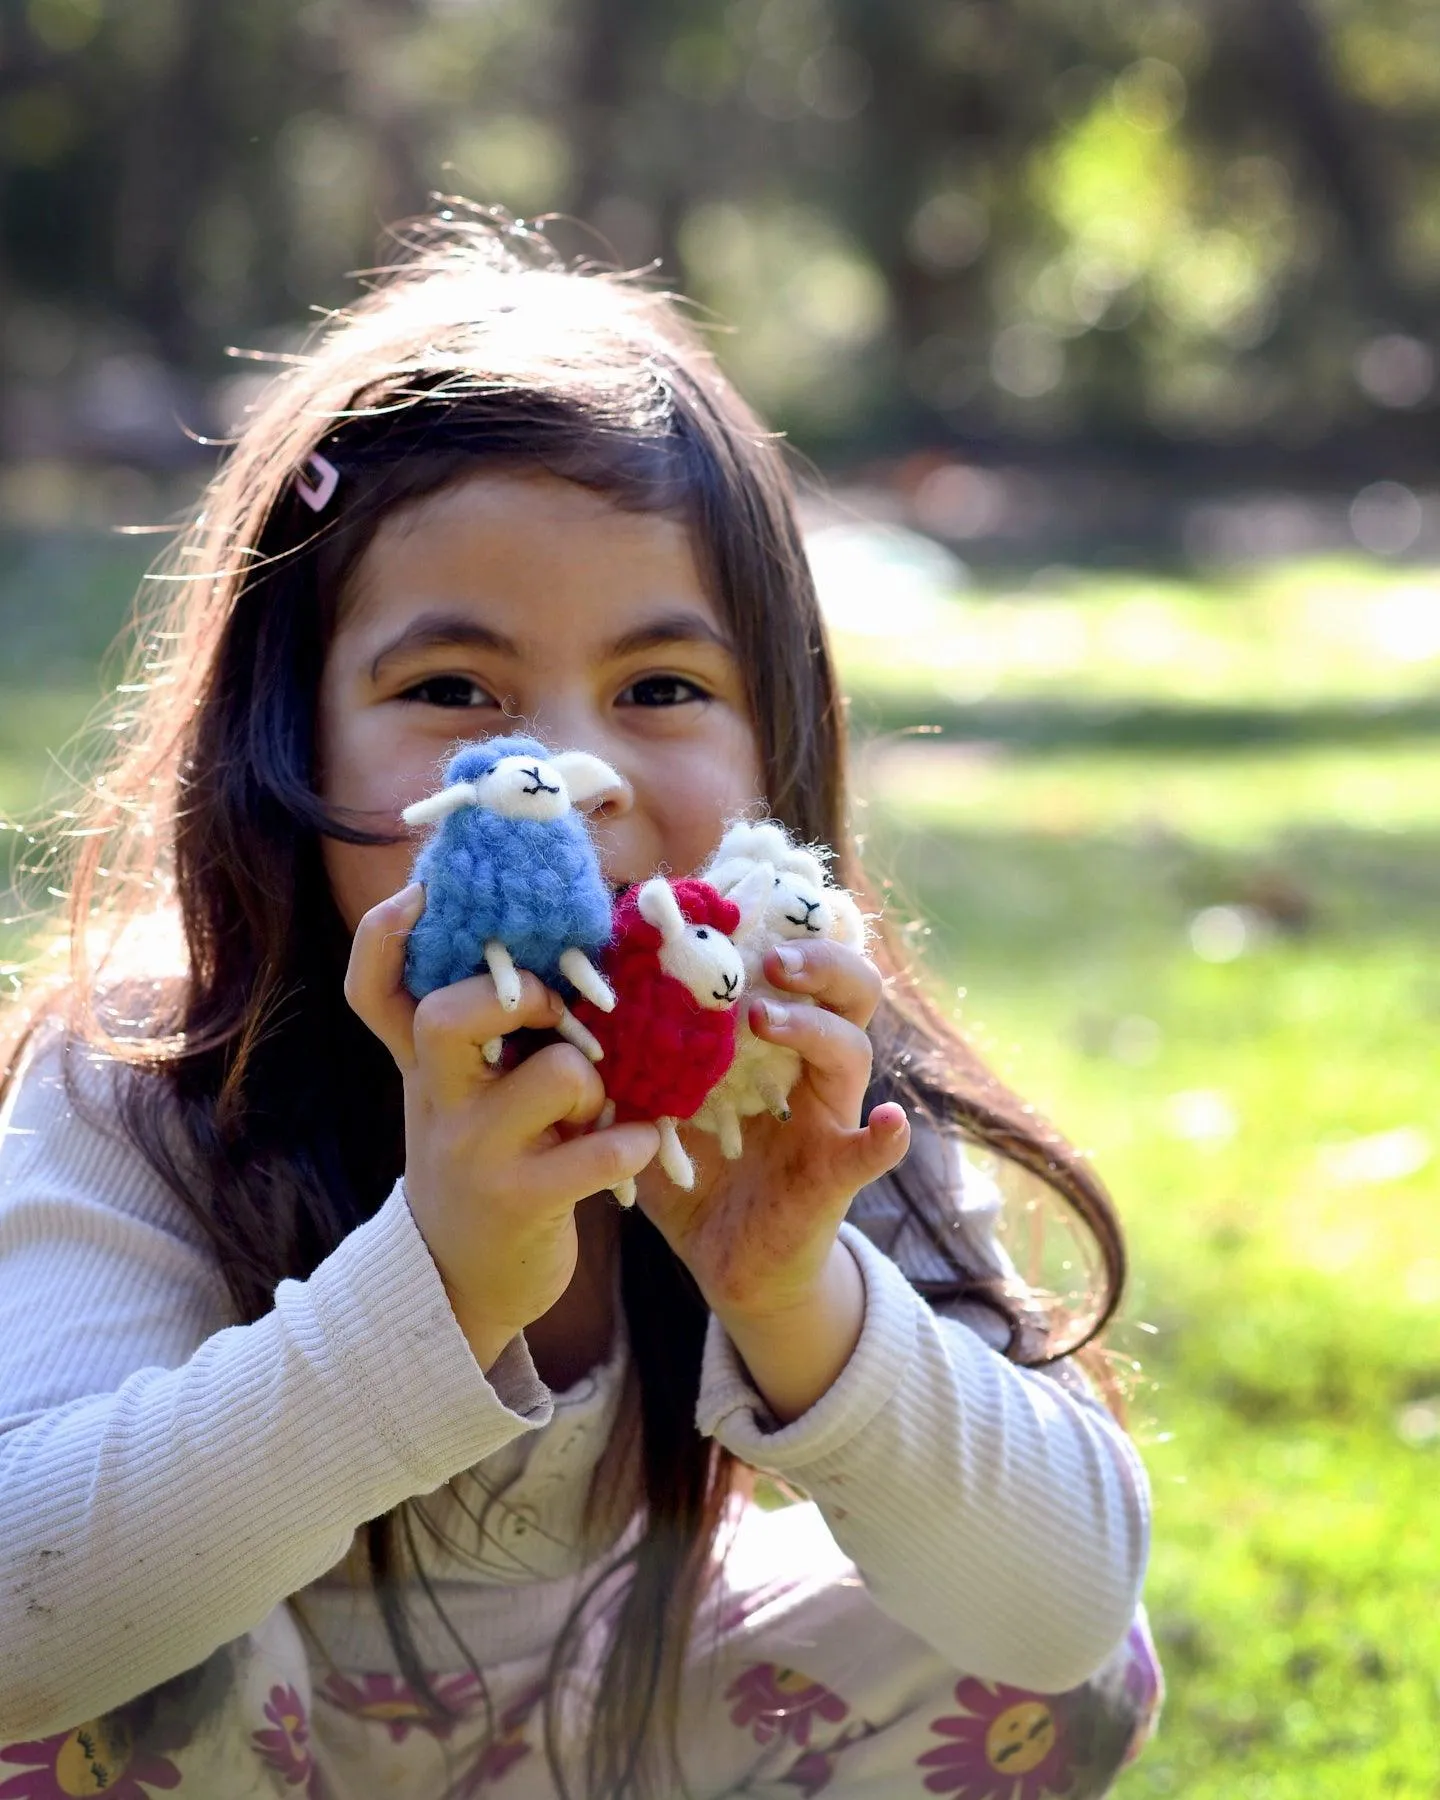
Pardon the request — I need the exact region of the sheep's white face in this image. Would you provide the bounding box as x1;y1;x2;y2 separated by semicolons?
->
478;754;572;822
762;870;834;941
658;924;745;1009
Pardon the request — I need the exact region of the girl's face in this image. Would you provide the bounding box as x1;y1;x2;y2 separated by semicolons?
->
316;469;764;932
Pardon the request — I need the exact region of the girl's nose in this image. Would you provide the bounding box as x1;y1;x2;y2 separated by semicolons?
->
527;707;635;819
587;771;635;822
580;762;645;888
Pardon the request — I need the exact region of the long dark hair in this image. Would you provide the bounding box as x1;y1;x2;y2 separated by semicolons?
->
7;210;1125;1798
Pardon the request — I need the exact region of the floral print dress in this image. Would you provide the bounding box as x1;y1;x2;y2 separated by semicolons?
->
0;1051;1159;1800
1;1501;1160;1800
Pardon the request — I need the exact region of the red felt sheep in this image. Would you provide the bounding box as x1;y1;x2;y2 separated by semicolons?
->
572;876;745;1203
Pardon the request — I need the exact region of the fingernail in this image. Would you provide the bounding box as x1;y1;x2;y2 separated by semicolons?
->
776;945;804;975
388;878;421;921
760;998;789;1027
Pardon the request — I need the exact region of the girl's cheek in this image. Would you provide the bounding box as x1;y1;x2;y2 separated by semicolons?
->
693;733;765;834
323;839;413;935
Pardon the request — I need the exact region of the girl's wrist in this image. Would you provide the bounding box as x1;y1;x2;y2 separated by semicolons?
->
441;1279;523;1374
458;1316;523;1376
715;1238;865;1426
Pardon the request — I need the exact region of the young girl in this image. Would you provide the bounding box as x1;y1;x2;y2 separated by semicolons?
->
0;212;1160;1800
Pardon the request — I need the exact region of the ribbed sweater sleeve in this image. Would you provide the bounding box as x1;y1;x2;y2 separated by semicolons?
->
696;1221;1151;1695
0;1039;551;1742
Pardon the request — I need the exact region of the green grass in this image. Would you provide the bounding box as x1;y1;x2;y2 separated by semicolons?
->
876;852;1440;1790
4;532;1440;1790
834;555;1440;711
0;529;152;912
837;562;1440;1794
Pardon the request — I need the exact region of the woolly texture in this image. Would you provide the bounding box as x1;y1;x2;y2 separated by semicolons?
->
0;1033;1153;1741
403;736;613;999
572;880;741;1121
694;819;869;1149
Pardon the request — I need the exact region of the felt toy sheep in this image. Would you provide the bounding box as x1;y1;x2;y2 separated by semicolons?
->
570;876;745;1206
401;733;623;1065
691;820;869;1160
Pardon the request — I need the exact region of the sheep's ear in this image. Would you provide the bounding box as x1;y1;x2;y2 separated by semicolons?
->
783;848;828;888
713;819;762;862
727;864;774;932
401;782;480;827
550;751;626;813
636;877;686;942
700;857;748;896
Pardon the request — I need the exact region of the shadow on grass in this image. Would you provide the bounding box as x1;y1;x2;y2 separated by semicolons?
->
850;691;1440;752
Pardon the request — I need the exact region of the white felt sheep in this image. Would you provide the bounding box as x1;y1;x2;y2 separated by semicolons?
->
402;734;624;1065
691;820;869;1159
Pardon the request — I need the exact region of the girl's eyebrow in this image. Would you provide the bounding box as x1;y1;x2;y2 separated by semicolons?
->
369;609;733;682
369;613;518;682
601;612;734;659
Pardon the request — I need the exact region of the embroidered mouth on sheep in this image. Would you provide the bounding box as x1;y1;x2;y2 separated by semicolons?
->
571;876;746;1204
400;733;626;1065
690;817;871;1162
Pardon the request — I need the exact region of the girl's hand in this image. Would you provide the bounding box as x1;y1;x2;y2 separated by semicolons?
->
637;938;910;1331
344;884;660;1370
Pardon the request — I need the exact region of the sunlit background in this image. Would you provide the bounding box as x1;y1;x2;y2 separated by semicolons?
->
2;2;1438;1793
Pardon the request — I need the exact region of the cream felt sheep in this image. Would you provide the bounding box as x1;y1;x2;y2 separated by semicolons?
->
691;820;870;1159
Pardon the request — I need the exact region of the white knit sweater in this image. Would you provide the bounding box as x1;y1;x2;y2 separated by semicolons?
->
0;1032;1150;1744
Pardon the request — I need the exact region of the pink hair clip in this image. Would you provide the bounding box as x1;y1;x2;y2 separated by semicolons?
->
295;451;339;512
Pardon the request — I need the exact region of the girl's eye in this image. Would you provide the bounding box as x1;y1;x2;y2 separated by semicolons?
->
620;674;708;708
401;675;496;709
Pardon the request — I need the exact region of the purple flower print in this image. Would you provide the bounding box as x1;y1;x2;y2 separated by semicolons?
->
1119;1622;1164;1765
777;1747;836;1796
319;1670;483;1745
918;1676;1076;1800
251;1684;324;1796
725;1663;849;1750
776;1721;877;1796
0;1716;181;1798
453;1681;547;1797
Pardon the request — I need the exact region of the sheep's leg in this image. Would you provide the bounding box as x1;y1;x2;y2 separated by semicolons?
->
558;947;616;1012
716;1101;743;1161
485;940;523;1011
657;1117;695;1189
595;1097;636;1204
555;1006;604;1063
755;1069;792;1122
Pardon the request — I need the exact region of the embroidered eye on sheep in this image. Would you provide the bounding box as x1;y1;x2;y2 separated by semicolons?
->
692;819;870;1160
569;876;745;1206
401;733;623;1065
706;825;847;944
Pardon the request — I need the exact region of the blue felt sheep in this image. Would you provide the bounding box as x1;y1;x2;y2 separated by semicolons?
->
402;734;623;1064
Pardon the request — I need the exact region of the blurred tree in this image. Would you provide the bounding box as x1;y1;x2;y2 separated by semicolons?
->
2;0;1439;472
